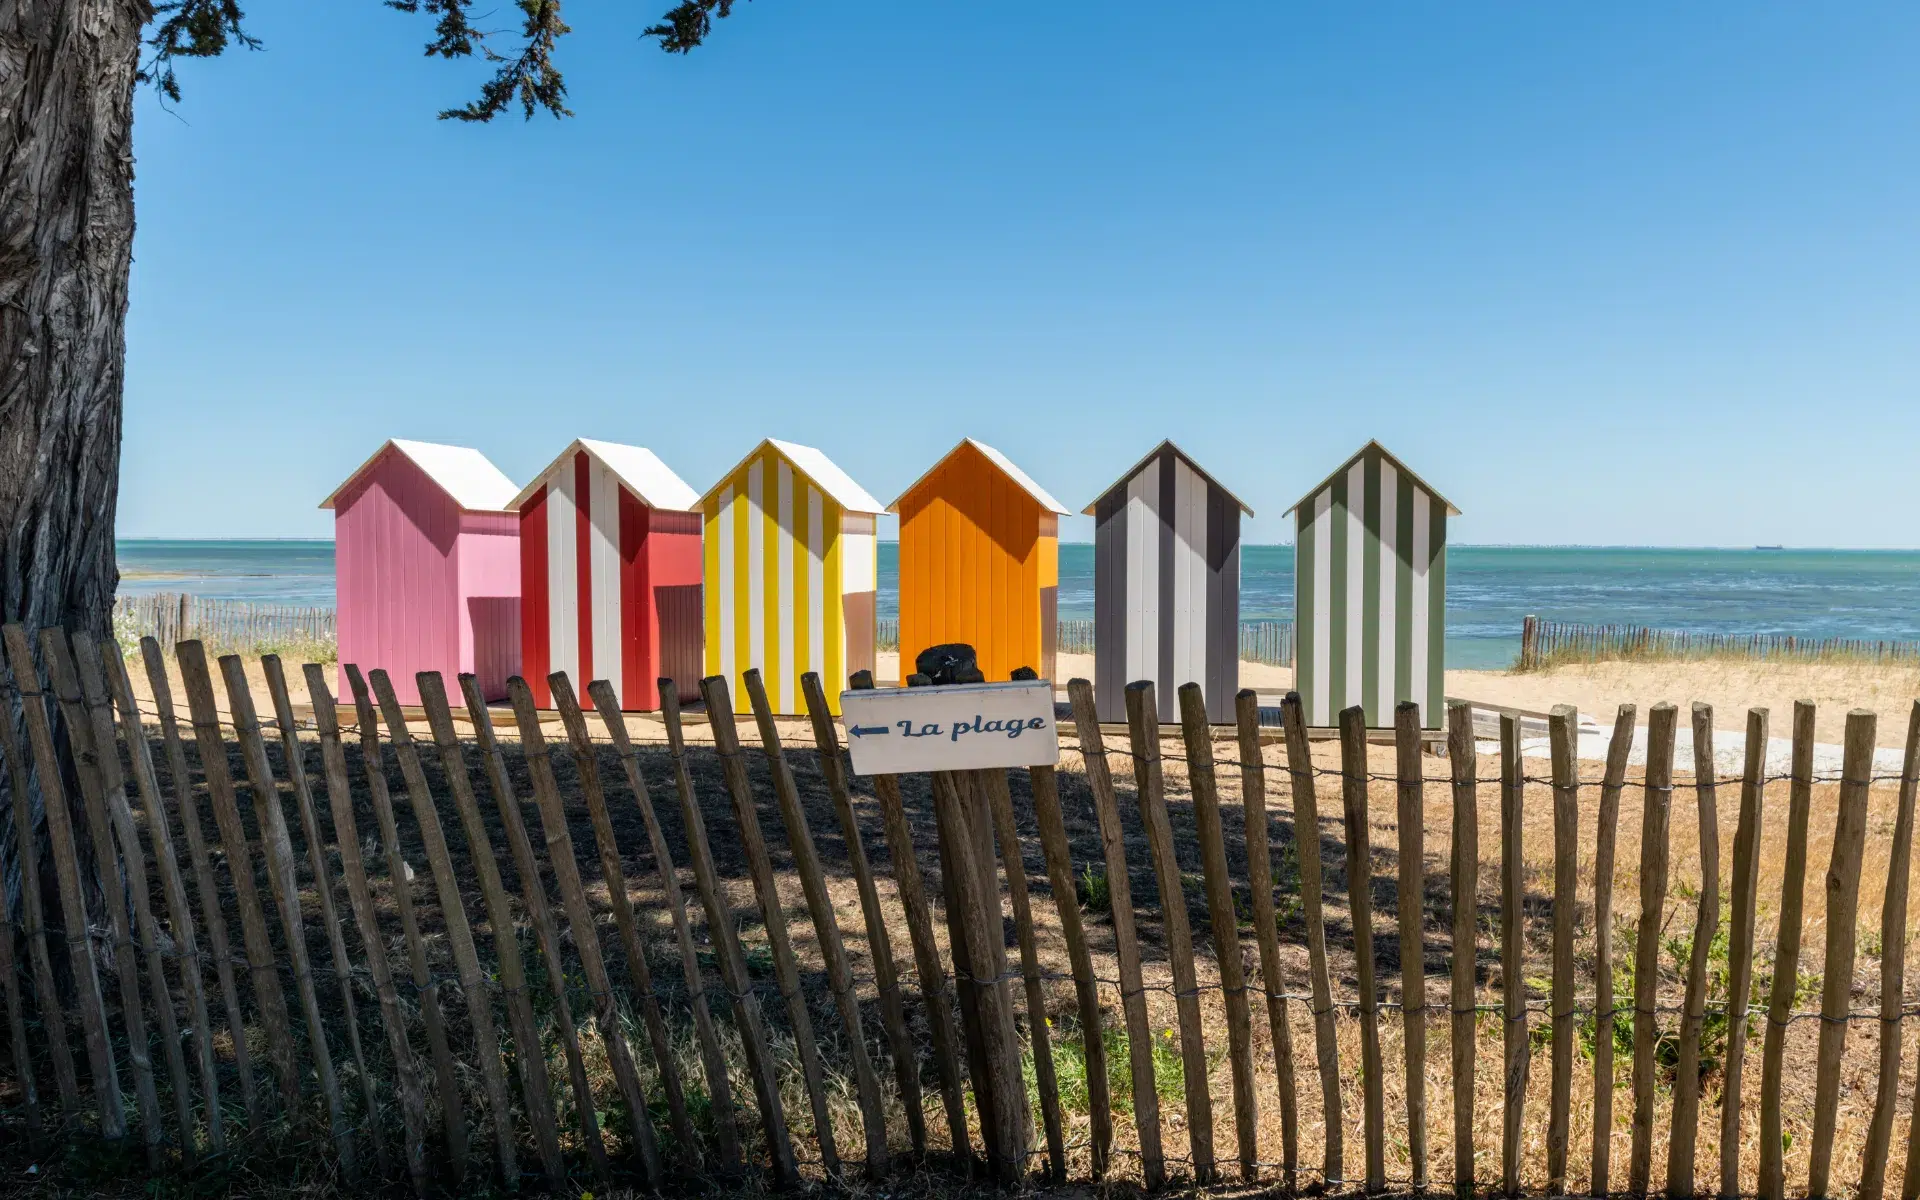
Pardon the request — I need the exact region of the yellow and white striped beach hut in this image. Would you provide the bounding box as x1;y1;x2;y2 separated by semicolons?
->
700;439;885;715
1287;440;1459;729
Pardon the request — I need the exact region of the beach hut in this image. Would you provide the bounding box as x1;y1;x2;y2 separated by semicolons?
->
321;438;521;707
891;438;1070;685
1083;440;1252;724
701;439;884;715
1287;440;1457;729
511;439;703;711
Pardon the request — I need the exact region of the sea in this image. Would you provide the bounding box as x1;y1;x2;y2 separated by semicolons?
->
116;540;1920;671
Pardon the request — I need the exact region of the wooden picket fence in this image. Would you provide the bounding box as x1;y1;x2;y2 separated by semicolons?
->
1518;613;1920;671
0;622;1918;1197
878;617;1294;667
114;592;336;655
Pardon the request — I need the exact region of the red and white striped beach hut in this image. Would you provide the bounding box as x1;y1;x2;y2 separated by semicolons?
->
512;438;704;710
322;438;522;707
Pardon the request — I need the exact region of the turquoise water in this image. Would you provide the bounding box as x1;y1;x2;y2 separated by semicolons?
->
118;540;1920;671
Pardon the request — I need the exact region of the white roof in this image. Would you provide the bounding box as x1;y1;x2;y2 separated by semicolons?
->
699;438;885;515
889;438;1070;515
319;439;519;512
507;439;700;512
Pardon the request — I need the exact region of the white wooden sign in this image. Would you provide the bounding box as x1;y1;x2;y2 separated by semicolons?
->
839;680;1059;776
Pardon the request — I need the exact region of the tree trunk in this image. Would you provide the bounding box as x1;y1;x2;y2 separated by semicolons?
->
1;0;143;917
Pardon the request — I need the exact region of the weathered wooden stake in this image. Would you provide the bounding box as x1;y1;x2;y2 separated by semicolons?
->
1591;704;1635;1196
1393;701;1429;1190
416;672;566;1182
457;673;610;1183
1180;682;1258;1179
141;637;258;1127
588;678;743;1174
700;673;842;1177
655;679;797;1185
1067;678;1164;1186
1761;702;1816;1200
342;664;468;1174
1338;705;1385;1194
1235;688;1298;1192
1546;705;1579;1194
1860;703;1918;1200
741;669;892;1175
848;669;973;1167
1498;712;1528;1197
1807;710;1877;1198
505;676;664;1186
799;671;927;1160
1446;701;1478;1198
1719;708;1769;1200
304;666;432;1195
1629;704;1678;1193
1278;691;1344;1187
1668;703;1723;1196
219;654;355;1175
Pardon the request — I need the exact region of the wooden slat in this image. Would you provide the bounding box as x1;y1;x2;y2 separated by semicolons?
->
1393;701;1430;1189
303;666;433;1194
698;673;841;1177
0;672;38;1141
1278;690;1344;1185
1180;683;1258;1180
0;652;78;1117
1446;701;1478;1194
1807;710;1877;1197
981;762;1066;1181
1546;705;1579;1194
588;679;743;1173
1761;702;1816;1200
176;640;301;1113
655;680;797;1184
1720;708;1770;1200
1126;681;1217;1182
1668;703;1723;1195
141;638;258;1127
849;669;972;1167
1067;677;1164;1186
1235;688;1297;1190
798;671;926;1160
457;673;610;1182
1338;705;1386;1193
74;633;196;1160
218;654;355;1175
504;676;664;1184
341;665;468;1174
545;673;695;1162
1029;733;1115;1178
416;672;566;1182
739;669;891;1175
260;656;387;1176
1630;704;1678;1194
40;630;155;1152
1591;703;1636;1194
1862;704;1920;1199
1498;712;1528;1196
106;639;222;1152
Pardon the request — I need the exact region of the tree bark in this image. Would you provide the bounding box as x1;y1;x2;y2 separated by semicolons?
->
1;0;143;915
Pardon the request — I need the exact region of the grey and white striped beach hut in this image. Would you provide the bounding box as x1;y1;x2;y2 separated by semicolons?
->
1287;440;1457;729
1085;441;1252;724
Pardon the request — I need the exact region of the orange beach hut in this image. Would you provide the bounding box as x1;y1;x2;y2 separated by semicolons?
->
891;438;1070;684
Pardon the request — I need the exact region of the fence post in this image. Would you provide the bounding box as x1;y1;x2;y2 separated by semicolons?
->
1630;705;1678;1194
1394;701;1428;1191
1237;688;1298;1190
1859;704;1917;1200
1808;710;1877;1198
1340;705;1385;1194
1279;691;1345;1187
1128;681;1218;1183
1445;701;1477;1198
1498;712;1528;1197
1760;703;1816;1200
1546;706;1579;1195
1720;708;1770;1200
1591;704;1637;1194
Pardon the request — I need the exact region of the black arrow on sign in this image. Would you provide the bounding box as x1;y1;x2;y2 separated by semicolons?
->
849;724;890;738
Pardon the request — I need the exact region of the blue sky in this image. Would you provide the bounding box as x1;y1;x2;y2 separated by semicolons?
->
123;3;1920;545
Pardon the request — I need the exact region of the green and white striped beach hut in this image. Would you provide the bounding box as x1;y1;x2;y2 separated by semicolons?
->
1287;441;1458;729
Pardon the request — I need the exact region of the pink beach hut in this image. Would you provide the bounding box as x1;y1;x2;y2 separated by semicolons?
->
510;438;704;711
321;438;522;706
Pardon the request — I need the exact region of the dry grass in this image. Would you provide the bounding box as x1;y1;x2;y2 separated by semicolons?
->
6;676;1920;1198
